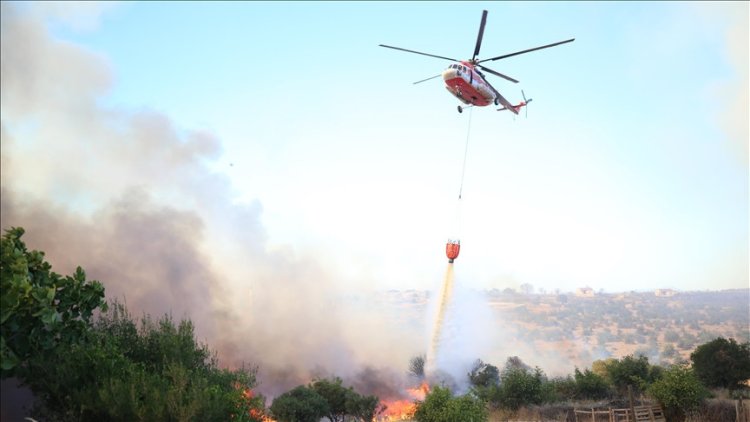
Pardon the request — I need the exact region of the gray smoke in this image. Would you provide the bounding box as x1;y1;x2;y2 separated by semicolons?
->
0;2;422;403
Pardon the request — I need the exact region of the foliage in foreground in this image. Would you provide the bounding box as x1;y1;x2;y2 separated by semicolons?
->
1;227;106;376
1;227;264;421
29;302;264;421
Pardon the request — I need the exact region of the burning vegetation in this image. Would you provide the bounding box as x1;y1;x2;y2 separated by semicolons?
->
377;381;430;421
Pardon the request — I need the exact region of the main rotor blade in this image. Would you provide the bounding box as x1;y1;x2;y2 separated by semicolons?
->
472;10;488;62
413;74;442;85
479;38;575;63
379;44;457;62
495;91;518;115
478;65;519;83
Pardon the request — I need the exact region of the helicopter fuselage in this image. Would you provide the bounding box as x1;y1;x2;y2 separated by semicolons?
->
442;61;496;106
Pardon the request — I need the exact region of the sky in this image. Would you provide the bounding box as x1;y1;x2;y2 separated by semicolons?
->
2;1;747;295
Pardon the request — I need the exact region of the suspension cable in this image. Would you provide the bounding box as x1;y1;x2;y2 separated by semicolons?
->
457;107;473;200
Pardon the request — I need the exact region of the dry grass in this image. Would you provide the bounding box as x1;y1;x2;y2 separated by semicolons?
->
488;405;574;422
684;398;741;422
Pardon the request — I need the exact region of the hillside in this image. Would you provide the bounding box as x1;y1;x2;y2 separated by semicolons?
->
375;288;749;370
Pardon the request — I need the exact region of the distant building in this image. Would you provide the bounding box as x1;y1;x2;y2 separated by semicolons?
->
576;287;595;297
655;289;677;297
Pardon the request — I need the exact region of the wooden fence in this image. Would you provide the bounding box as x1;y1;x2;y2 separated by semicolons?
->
574;405;664;422
738;397;750;422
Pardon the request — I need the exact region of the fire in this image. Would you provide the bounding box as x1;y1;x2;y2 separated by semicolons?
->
378;400;417;421
376;382;430;421
406;381;430;401
237;387;275;422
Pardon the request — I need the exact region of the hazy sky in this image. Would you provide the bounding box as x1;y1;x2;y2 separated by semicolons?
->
2;1;748;293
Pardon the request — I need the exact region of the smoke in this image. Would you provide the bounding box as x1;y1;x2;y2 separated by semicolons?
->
0;2;422;404
424;265;496;393
712;2;749;168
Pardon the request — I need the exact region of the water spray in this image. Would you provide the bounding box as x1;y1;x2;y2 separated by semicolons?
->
427;108;474;374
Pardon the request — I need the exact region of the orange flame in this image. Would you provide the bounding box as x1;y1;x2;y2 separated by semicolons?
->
376;382;430;421
238;387;275;422
406;381;429;401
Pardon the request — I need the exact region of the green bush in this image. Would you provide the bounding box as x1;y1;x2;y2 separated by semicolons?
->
691;337;750;391
492;367;546;410
545;376;577;402
309;377;383;422
574;368;610;400
271;378;383;422
1;228;264;421
647;364;709;420
29;301;263;421
270;385;329;422
413;385;487;422
603;354;659;395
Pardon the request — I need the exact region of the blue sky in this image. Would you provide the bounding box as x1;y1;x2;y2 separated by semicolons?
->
3;1;748;293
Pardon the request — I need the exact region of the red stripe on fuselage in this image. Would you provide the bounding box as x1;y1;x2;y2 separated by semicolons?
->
444;77;491;107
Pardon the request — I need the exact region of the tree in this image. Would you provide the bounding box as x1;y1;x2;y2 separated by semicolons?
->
413;386;487;422
409;354;426;380
310;377;383;422
603;354;656;395
591;358;616;379
310;377;349;422
574;368;610;400
546;376;577;402
1;227;107;376
647;365;709;421
504;356;531;373
345;392;384;422
690;337;750;391
270;385;329;422
468;359;500;388
1;229;265;421
493;366;546;410
275;378;382;422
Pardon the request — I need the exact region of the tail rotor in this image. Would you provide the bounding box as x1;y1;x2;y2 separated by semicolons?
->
521;90;532;118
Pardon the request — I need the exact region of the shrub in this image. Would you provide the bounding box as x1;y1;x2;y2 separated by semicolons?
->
574;368;610;400
492;367;546;410
647;364;709;421
414;385;487;422
270;385;329;422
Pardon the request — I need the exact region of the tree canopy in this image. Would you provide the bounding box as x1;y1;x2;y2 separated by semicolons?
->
1;227;107;377
690;337;750;391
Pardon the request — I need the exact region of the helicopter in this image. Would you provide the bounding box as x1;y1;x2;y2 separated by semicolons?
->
379;10;574;114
